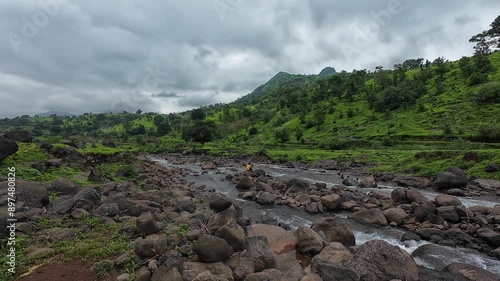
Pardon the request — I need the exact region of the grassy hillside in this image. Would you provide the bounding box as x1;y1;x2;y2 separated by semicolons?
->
1;53;499;180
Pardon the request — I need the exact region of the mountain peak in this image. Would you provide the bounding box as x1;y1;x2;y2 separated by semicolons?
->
319;67;337;76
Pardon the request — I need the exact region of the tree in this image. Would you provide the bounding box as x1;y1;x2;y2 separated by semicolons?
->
153;114;165;127
136;109;143;114
274;128;290;143
185;120;217;144
156;121;172;136
470;15;500;53
191;108;206;121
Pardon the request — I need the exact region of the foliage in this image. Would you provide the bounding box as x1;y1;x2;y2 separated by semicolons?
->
475;82;500;103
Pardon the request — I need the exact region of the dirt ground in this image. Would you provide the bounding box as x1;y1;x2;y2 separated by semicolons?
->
16;259;115;281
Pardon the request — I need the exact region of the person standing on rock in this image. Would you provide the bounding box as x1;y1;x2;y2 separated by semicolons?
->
246;162;253;172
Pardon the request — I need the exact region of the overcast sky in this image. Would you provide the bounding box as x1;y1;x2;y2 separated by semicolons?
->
0;0;498;117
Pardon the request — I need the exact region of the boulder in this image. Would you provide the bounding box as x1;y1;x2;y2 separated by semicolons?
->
434;167;468;190
215;225;246;252
485;163;500;173
383;208;408;225
468;205;492;215
395;176;431;189
414;203;437;222
469;179;500;192
310;217;355;246
275;253;305;281
437;206;461;223
285;178;310;194
236;176;255;190
412;244;462;270
136;212;159;236
134;239;169;258
201;161;216;170
193;235;234;263
444;262;500;281
0;136;19;162
4;180;49;208
351;209;388;226
247;224;297;255
359;175;377;188
245;236;277;272
207;193;233;212
48;178;79;196
311;243;358;281
406;189;428;203
183;262;234;281
447;189;466;196
342;178;359;187
4;130;32;143
93;203;120;217
244;269;288;281
391;188;410;204
435;194;462;207
51;196;74;215
320;194;342;211
73;187;100;211
255;192;277;205
350;240;420;281
294;226;325;255
476;228;500;247
88;168;103;183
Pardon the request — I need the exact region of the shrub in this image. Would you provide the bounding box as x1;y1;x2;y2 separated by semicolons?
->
475;82;500;104
477;123;500;142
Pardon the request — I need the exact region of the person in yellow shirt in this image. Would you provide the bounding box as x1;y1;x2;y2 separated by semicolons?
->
246;163;253;172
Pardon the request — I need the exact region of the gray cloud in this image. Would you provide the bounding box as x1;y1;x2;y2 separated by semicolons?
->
0;0;498;117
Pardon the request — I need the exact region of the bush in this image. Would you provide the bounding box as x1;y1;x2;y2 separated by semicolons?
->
477;123;500;142
274;128;290;143
475;82;500;104
248;127;258;136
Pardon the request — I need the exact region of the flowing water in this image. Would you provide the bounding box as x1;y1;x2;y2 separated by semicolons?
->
153;157;500;274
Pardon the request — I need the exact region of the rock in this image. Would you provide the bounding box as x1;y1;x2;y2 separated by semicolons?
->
4;130;32;142
93;203;120;217
305;202;323;214
183;262;234;281
137;212;159;235
311;243;358;281
485;163;500;173
207;193;233;212
275;253;305;281
255;182;273;192
175;199;197;213
135;266;151;281
26;247;55;259
383;208;408;225
315;182;327;189
476;228;500;247
47;158;63;167
201;161;216;170
437;206;461;223
468;205;492;215
415;228;443;240
401;232;421;242
244;269;288;281
391;188;410;204
434;167;468;190
494;205;500;216
247;224;298;255
341;200;357;210
444;262;500;281
255;192;276;205
320;194;342;211
88;168;103;183
253;169;266;177
236;176;255;190
412;244;462;270
419;267;468;281
3;179;49;208
435;194;462;207
414;203;437;222
48;178;79;196
351;209;388;226
156;267;182;281
73;187;100;211
359;175;377;188
395;176;431;189
0;136;19;162
245;236;277;272
342;178;359;187
194;235;234;263
134;239;169;258
469;179;500;192
71;208;90;219
295;226;325;255
447;189;466;196
101;139;116;148
406;189;428;203
350;240;420;281
51;196;75;215
116;273;130;281
311;217;355;247
285;178;310;194
45;228;77;242
215;225;246;252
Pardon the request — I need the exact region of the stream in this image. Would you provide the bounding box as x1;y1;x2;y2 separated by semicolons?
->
153;157;500;275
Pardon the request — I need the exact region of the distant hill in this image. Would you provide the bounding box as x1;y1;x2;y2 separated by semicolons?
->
319;67;337;76
37;111;75;117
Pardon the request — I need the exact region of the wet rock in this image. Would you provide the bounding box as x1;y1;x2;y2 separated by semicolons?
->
414;203;437;222
444;262;500;281
48;178;79;196
383;208;408;225
351;209;388;226
395;176;431;189
401;232;421;242
447;188;466;197
236;176;255;190
255;192;276;205
315;182;327;189
136;212;159;235
73;187;100;211
391;188;410;204
285;178;310;194
201;161;216;170
435;194;462;207
434;167;468;190
194;235;234;263
342;177;359;187
476;228;500;247
412;244;462;270
416;228;443;240
406;188;428;203
311;217;355;247
419;267;468;281
295;226;325;255
359;175;377;188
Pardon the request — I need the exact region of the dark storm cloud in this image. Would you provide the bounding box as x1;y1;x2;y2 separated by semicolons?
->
0;0;498;117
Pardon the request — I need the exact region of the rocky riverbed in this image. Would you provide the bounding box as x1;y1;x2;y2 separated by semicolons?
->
1;153;499;281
